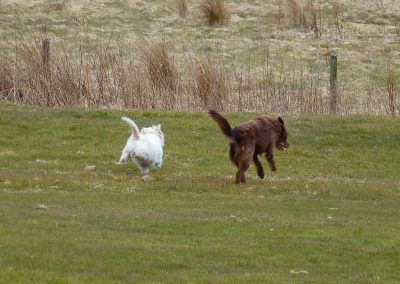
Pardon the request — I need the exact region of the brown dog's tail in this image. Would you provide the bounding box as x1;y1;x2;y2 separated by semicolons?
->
208;110;232;137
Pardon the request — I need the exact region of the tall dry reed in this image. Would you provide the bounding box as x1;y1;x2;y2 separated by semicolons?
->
192;58;228;111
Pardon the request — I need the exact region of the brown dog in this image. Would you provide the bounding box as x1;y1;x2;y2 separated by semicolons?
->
209;110;289;184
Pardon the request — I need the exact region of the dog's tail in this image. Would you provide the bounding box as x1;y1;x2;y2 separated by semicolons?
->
208;110;233;138
121;116;140;139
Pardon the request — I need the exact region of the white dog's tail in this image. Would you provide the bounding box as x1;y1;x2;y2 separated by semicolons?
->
121;116;140;139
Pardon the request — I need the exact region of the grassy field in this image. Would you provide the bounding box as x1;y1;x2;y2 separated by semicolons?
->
0;101;399;282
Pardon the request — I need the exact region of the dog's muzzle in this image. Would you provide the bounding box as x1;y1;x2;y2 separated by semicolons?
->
279;142;289;151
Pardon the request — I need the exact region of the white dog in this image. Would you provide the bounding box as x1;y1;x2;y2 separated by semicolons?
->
118;116;164;175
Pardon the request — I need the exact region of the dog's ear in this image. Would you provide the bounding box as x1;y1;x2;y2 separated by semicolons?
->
157;124;162;130
278;117;284;125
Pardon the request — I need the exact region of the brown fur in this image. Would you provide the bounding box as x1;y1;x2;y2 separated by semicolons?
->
209;110;289;184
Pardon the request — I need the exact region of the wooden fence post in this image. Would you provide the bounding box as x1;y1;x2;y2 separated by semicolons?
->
387;62;396;117
329;52;337;114
42;39;50;73
41;39;50;106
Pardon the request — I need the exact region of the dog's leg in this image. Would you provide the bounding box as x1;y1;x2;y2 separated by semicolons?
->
235;169;243;184
265;148;277;171
235;160;250;184
137;161;149;175
140;166;149;175
229;143;239;168
118;151;129;165
234;142;255;184
155;158;163;169
132;158;150;175
253;155;265;179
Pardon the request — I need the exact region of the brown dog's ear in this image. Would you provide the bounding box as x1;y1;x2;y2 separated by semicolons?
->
278;117;284;125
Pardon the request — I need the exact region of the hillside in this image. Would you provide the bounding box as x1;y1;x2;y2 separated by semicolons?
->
0;0;399;114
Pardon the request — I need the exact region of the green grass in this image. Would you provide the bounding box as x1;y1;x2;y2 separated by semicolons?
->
0;102;400;282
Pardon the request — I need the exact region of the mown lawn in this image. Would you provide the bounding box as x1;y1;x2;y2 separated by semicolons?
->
0;102;399;283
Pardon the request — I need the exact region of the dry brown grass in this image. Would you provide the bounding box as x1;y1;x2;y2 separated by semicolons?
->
140;41;177;92
177;0;188;18
0;54;13;99
283;0;323;38
45;2;66;13
201;0;230;26
309;0;322;39
192;58;228;111
331;0;344;38
0;37;394;115
282;0;346;39
1;0;398;110
286;0;308;28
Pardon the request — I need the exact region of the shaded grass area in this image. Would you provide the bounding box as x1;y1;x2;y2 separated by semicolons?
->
0;102;400;282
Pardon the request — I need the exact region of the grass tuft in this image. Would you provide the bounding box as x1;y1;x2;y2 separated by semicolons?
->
193;58;228;111
0;54;13;99
177;0;188;18
201;0;230;26
140;41;177;92
286;0;308;28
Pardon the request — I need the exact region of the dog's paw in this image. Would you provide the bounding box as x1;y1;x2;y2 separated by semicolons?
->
257;170;265;179
84;165;96;171
271;167;277;171
142;175;154;182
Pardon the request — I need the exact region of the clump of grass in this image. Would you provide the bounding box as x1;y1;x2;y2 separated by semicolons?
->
0;54;13;99
192;58;228;111
11;39;54;106
286;0;308;28
119;64;148;109
309;0;322;38
282;0;323;38
332;0;344;39
45;2;66;13
177;0;188;18
201;0;230;26
276;1;286;30
140;41;177;92
282;0;346;39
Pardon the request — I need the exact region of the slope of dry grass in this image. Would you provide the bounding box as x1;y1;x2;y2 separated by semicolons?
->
0;0;399;114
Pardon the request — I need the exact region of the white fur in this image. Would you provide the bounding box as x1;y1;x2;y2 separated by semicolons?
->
119;116;164;175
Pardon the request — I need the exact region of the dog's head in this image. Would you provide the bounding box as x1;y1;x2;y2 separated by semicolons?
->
141;124;164;146
276;117;289;151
